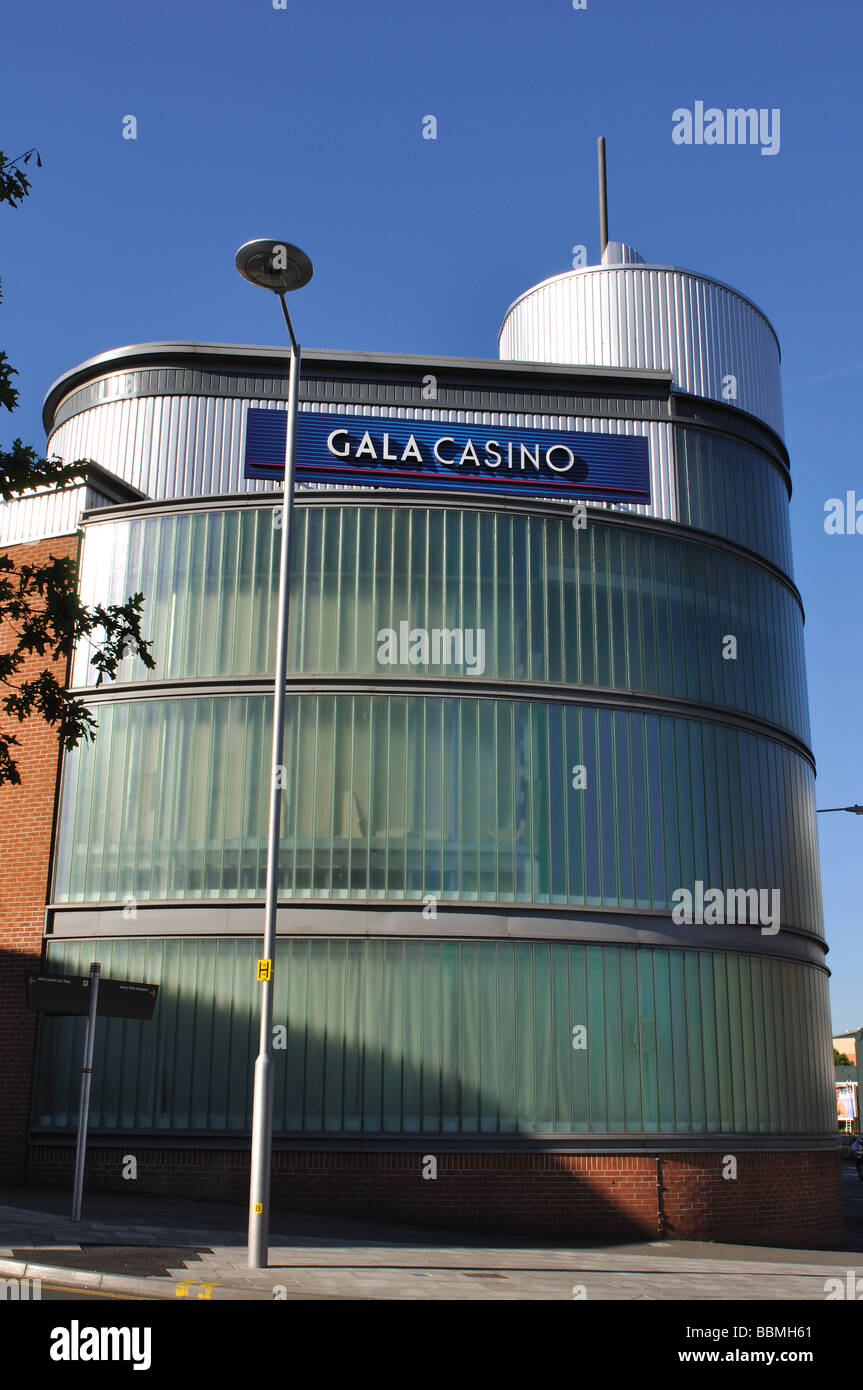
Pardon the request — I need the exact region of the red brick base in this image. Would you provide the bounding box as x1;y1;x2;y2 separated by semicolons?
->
24;1145;844;1248
0;535;77;1183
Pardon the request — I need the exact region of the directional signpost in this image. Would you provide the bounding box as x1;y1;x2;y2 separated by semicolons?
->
25;972;158;1019
25;964;159;1219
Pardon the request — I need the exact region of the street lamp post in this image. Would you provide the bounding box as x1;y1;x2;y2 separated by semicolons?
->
235;238;313;1270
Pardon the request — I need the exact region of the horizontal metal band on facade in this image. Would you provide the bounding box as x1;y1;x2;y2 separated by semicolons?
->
44;909;830;966
27;1133;839;1152
77;487;805;612
48;366;675;435
64;677;817;769
42;343;674;430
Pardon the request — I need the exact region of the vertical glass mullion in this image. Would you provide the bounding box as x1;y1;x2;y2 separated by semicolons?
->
236;508;255;676
708;721;726;897
632;713;650;908
125;702;148;902
220;509;239;678
690;721;709;887
656;533;671;699
238;694;261;899
572;511;585;686
351;508;363;673
645;713;665;909
584;706;601;906
604;948;625;1132
593;525;609;689
215;697;235;899
101;697;125;900
421;940;442;1132
609;711;627;906
164;693;186;899
197;511;216;679
637;949;658;1132
660;715;681;907
625;529;642;694
653;950;675;1131
81;703;111;900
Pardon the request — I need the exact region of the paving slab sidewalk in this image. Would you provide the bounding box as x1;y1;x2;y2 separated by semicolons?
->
1;1185;860;1301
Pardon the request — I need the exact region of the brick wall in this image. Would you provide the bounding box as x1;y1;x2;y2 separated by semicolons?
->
0;534;77;1181
24;1145;844;1248
660;1151;844;1245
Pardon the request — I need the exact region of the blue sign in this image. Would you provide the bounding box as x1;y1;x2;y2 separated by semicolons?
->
244;408;651;504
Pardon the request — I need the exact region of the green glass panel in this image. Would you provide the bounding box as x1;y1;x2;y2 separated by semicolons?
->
712;953;734;1133
460;941;480;1132
342;941;366;1130
381;939;403;1131
698;953;720;1135
676;426;794;575
496;943;517;1133
33;937;833;1139
73;502;809;743
420;940;442;1131
479;941;500;1132
621;947;643;1133
636;950;658;1131
50;695;821;935
653;951;676;1131
603;948;625;1133
587;945;608;1130
440;940;460;1130
282;939;308;1131
515;941;535;1132
614;712;635;908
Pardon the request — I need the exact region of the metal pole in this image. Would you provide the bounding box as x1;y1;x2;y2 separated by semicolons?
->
597;136;608;258
248;301;301;1269
71;961;100;1222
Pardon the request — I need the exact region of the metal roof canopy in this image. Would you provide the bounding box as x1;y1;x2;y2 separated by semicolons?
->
42;341;673;435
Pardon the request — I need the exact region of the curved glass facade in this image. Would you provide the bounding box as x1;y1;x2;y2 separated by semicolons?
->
72;503;810;742
34;936;834;1136
17;339;839;1246
52;692;822;932
676;427;793;577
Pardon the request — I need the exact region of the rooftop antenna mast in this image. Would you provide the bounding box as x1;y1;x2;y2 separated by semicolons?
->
597;136;609;259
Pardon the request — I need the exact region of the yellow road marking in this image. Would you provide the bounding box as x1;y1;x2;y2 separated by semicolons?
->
39;1281;160;1300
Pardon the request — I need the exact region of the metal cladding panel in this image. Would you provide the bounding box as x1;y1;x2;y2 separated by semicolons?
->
47;396;278;502
47;397;676;521
499;265;785;439
0;482;89;546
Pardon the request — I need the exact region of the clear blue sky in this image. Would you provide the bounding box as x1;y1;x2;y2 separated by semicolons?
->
2;0;861;1029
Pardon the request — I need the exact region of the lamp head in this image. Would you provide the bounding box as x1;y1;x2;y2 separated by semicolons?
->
235;239;313;293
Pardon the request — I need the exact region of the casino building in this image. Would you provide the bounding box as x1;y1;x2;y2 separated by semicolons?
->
0;241;841;1245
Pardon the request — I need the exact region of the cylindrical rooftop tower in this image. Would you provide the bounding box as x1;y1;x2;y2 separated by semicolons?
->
500;241;785;440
